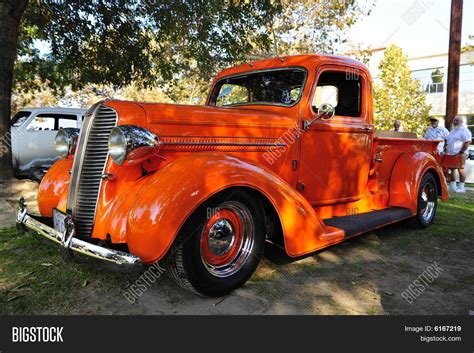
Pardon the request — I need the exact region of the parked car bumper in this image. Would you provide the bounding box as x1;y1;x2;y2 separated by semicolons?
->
15;198;142;270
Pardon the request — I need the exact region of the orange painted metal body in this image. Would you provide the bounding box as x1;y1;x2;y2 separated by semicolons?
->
39;54;448;264
37;157;73;217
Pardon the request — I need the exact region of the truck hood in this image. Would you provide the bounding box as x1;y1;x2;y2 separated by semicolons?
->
140;102;295;128
104;100;297;137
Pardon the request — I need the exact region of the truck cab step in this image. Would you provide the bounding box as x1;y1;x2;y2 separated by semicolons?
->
323;207;413;238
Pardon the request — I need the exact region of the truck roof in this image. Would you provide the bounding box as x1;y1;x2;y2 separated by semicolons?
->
214;54;370;81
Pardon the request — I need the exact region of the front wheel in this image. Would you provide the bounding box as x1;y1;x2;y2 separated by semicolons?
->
412;173;438;228
165;190;265;296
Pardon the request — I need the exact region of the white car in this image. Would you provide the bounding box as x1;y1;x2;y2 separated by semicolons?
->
468;145;474;160
11;107;87;180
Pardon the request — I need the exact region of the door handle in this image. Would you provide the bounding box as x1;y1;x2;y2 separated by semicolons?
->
363;126;373;132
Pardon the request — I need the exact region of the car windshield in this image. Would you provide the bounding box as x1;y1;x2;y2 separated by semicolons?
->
210;69;306;107
11;111;31;127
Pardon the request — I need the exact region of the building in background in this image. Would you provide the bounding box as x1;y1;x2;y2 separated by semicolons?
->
354;47;474;182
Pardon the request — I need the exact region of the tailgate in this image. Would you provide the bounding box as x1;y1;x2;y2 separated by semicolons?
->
439;154;463;173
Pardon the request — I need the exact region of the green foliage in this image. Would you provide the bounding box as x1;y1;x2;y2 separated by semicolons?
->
11;1;371;110
11;78;58;114
119;83;173;104
216;84;249;106
373;45;431;136
16;1;281;92
269;0;373;56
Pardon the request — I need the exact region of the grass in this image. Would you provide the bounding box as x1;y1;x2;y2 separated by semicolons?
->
0;227;136;314
0;191;472;314
246;191;474;314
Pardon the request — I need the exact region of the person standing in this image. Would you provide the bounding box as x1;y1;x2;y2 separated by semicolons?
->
424;117;449;153
446;116;472;193
393;120;401;132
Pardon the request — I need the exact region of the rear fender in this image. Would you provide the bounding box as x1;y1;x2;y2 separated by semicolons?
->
126;153;333;263
389;152;448;213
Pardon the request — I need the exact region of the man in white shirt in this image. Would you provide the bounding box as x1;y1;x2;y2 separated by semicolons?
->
424;117;449;153
446;116;472;193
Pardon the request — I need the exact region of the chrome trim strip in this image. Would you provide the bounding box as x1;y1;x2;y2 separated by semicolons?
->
161;141;286;147
67;102;102;213
16;205;141;267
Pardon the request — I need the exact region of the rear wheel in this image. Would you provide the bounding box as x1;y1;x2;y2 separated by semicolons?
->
165;190;265;296
412;173;438;228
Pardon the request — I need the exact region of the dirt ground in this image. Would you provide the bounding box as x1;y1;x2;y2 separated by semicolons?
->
1;180;473;315
70;230;472;315
0;179;39;228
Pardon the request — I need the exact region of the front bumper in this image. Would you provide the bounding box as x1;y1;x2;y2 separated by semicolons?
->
16;198;142;269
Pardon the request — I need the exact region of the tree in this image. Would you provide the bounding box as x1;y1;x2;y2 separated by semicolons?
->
267;0;373;56
0;0;281;179
373;44;431;136
119;83;173;104
11;78;58;114
0;0;28;178
1;0;372;179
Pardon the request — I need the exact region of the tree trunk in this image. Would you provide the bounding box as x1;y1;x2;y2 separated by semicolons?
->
0;0;28;180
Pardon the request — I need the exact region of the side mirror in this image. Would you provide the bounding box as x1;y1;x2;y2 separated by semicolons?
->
317;103;335;121
303;103;335;130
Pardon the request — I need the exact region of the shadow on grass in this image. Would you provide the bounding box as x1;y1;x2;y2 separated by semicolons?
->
1;192;473;314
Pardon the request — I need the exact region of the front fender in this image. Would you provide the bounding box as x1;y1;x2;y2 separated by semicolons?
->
389;152;448;213
38;158;73;217
125;153;335;264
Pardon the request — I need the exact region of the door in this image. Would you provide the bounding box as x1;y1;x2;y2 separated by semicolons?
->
297;66;373;206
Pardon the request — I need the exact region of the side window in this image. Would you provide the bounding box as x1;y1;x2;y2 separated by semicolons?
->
216;84;249;107
11;111;31;127
27;113;78;131
312;70;362;117
27;116;55;131
58;117;78;129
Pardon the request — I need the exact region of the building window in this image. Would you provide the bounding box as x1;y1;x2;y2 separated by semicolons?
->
428;68;444;93
459;64;474;92
411;67;444;94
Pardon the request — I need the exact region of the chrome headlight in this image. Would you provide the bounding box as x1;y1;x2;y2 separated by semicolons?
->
54;128;80;158
108;125;159;166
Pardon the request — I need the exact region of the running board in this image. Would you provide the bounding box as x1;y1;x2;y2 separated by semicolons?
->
323;207;413;238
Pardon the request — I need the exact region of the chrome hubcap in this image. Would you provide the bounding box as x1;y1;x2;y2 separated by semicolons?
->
420;184;435;222
207;219;235;256
200;201;255;278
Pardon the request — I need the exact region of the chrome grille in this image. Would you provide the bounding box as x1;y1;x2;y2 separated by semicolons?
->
67;104;118;237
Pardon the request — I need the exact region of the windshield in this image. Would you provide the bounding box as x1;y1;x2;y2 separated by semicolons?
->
11;111;31;127
209;68;306;107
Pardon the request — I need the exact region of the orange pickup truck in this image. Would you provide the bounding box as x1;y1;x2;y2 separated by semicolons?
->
17;54;452;296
